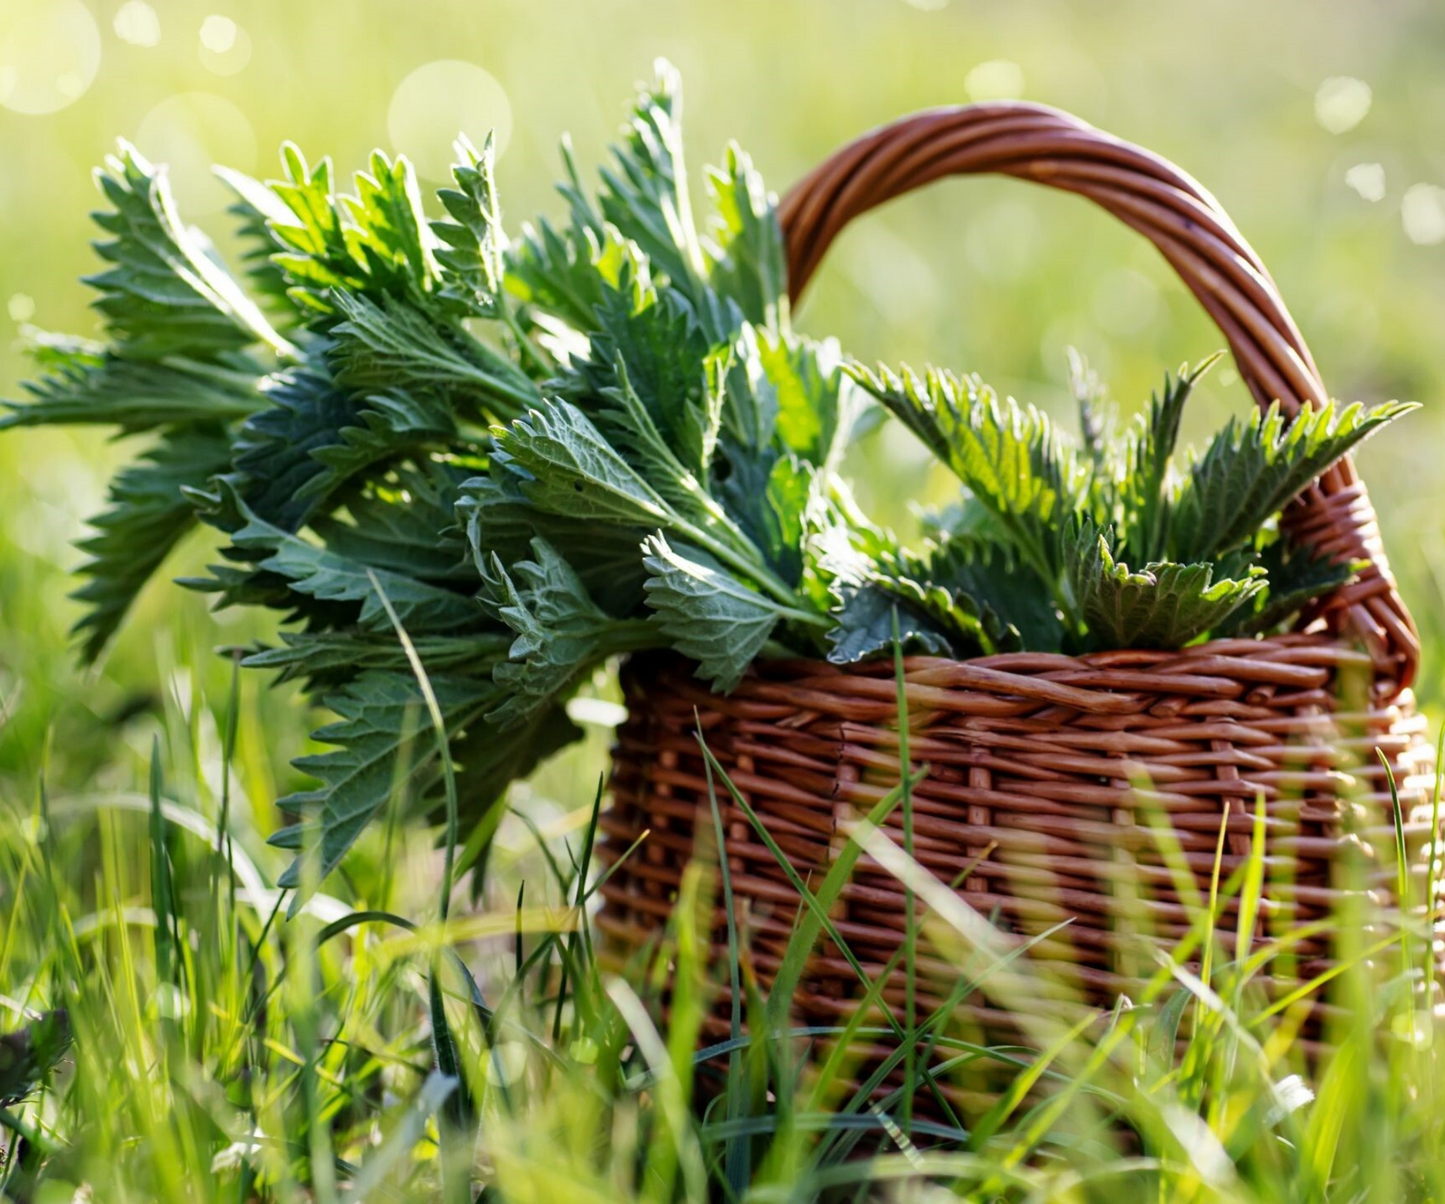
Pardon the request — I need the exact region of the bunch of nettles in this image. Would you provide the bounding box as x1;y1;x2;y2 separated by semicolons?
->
4;63;1410;904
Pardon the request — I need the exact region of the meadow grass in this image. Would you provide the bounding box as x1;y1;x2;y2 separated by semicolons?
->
3;648;1444;1203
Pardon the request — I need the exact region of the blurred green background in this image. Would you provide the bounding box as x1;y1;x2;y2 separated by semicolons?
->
2;0;1443;827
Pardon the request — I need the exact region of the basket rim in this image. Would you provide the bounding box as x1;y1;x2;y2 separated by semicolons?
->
619;629;1400;721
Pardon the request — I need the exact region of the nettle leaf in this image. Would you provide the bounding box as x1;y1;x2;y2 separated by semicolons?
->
244;630;508;687
1069;525;1267;650
592;355;727;530
715;445;815;586
216;164;297;319
70;425;234;662
88;142;293;359
506;148;635;334
229;369;358;530
3;335;265;433
265;144;360;311
438;703;583;832
493;400;672;528
310;468;472;582
1119;356;1221;560
1172;398;1416;563
852;361;1080;579
479;538;654;729
825;530;1042;664
598;60;707;298
344;149;441;292
705;143;786;331
1219;538;1361;638
719;325;779;453
642;533;785;691
762;333;856;471
306;389;461;506
270;670;496;901
328;290;538;420
267;143;437;316
828;584;956;664
587;280;724;479
220;487;481;633
927;536;1064;653
457;472;649;615
432;132;506;317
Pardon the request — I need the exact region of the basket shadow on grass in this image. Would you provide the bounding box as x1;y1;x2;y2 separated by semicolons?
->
3;644;1445;1201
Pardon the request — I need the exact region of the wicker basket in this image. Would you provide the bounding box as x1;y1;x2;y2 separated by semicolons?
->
596;102;1438;1049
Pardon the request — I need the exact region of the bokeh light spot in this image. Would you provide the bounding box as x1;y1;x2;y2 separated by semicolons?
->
964;60;1024;101
198;15;250;75
0;0;102;116
1345;162;1386;203
199;14;235;52
1314;77;1371;135
387;60;512;180
113;1;160;48
134;91;257;215
1401;183;1445;246
8;293;36;323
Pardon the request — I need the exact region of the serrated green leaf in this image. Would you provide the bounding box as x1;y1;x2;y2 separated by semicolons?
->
433;132;506;318
305;388;460;496
270;670;495;895
228;369;358;530
852;361;1080;582
762;333;857;471
827;584;956;664
456;472;649;615
641;533;789;691
1172;398;1416;563
478;538;655;729
328;290;537;419
70;425;233;662
266;143;438;318
216;485;481;633
1219;537;1361;638
215;163;298;320
715;445;816;587
3;334;265;433
597;60;707;299
705;143;786;331
244;630;509;687
1120;355;1221;560
585;280;724;479
87;141;294;359
309;466;472;582
493;400;672;527
1069;525;1267;649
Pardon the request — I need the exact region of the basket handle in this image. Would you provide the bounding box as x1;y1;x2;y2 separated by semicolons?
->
780;101;1418;692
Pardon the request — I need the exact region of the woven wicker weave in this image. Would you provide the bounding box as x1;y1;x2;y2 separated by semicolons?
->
597;102;1437;1045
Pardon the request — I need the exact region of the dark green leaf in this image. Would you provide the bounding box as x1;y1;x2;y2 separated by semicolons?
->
478;538;654;729
641;533;787;691
1171;398;1416;563
70;425;233;662
1068;524;1267;649
705;143;786;331
87;141;293;359
271;670;495;896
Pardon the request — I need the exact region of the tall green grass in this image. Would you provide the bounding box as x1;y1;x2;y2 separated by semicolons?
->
2;654;1443;1202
